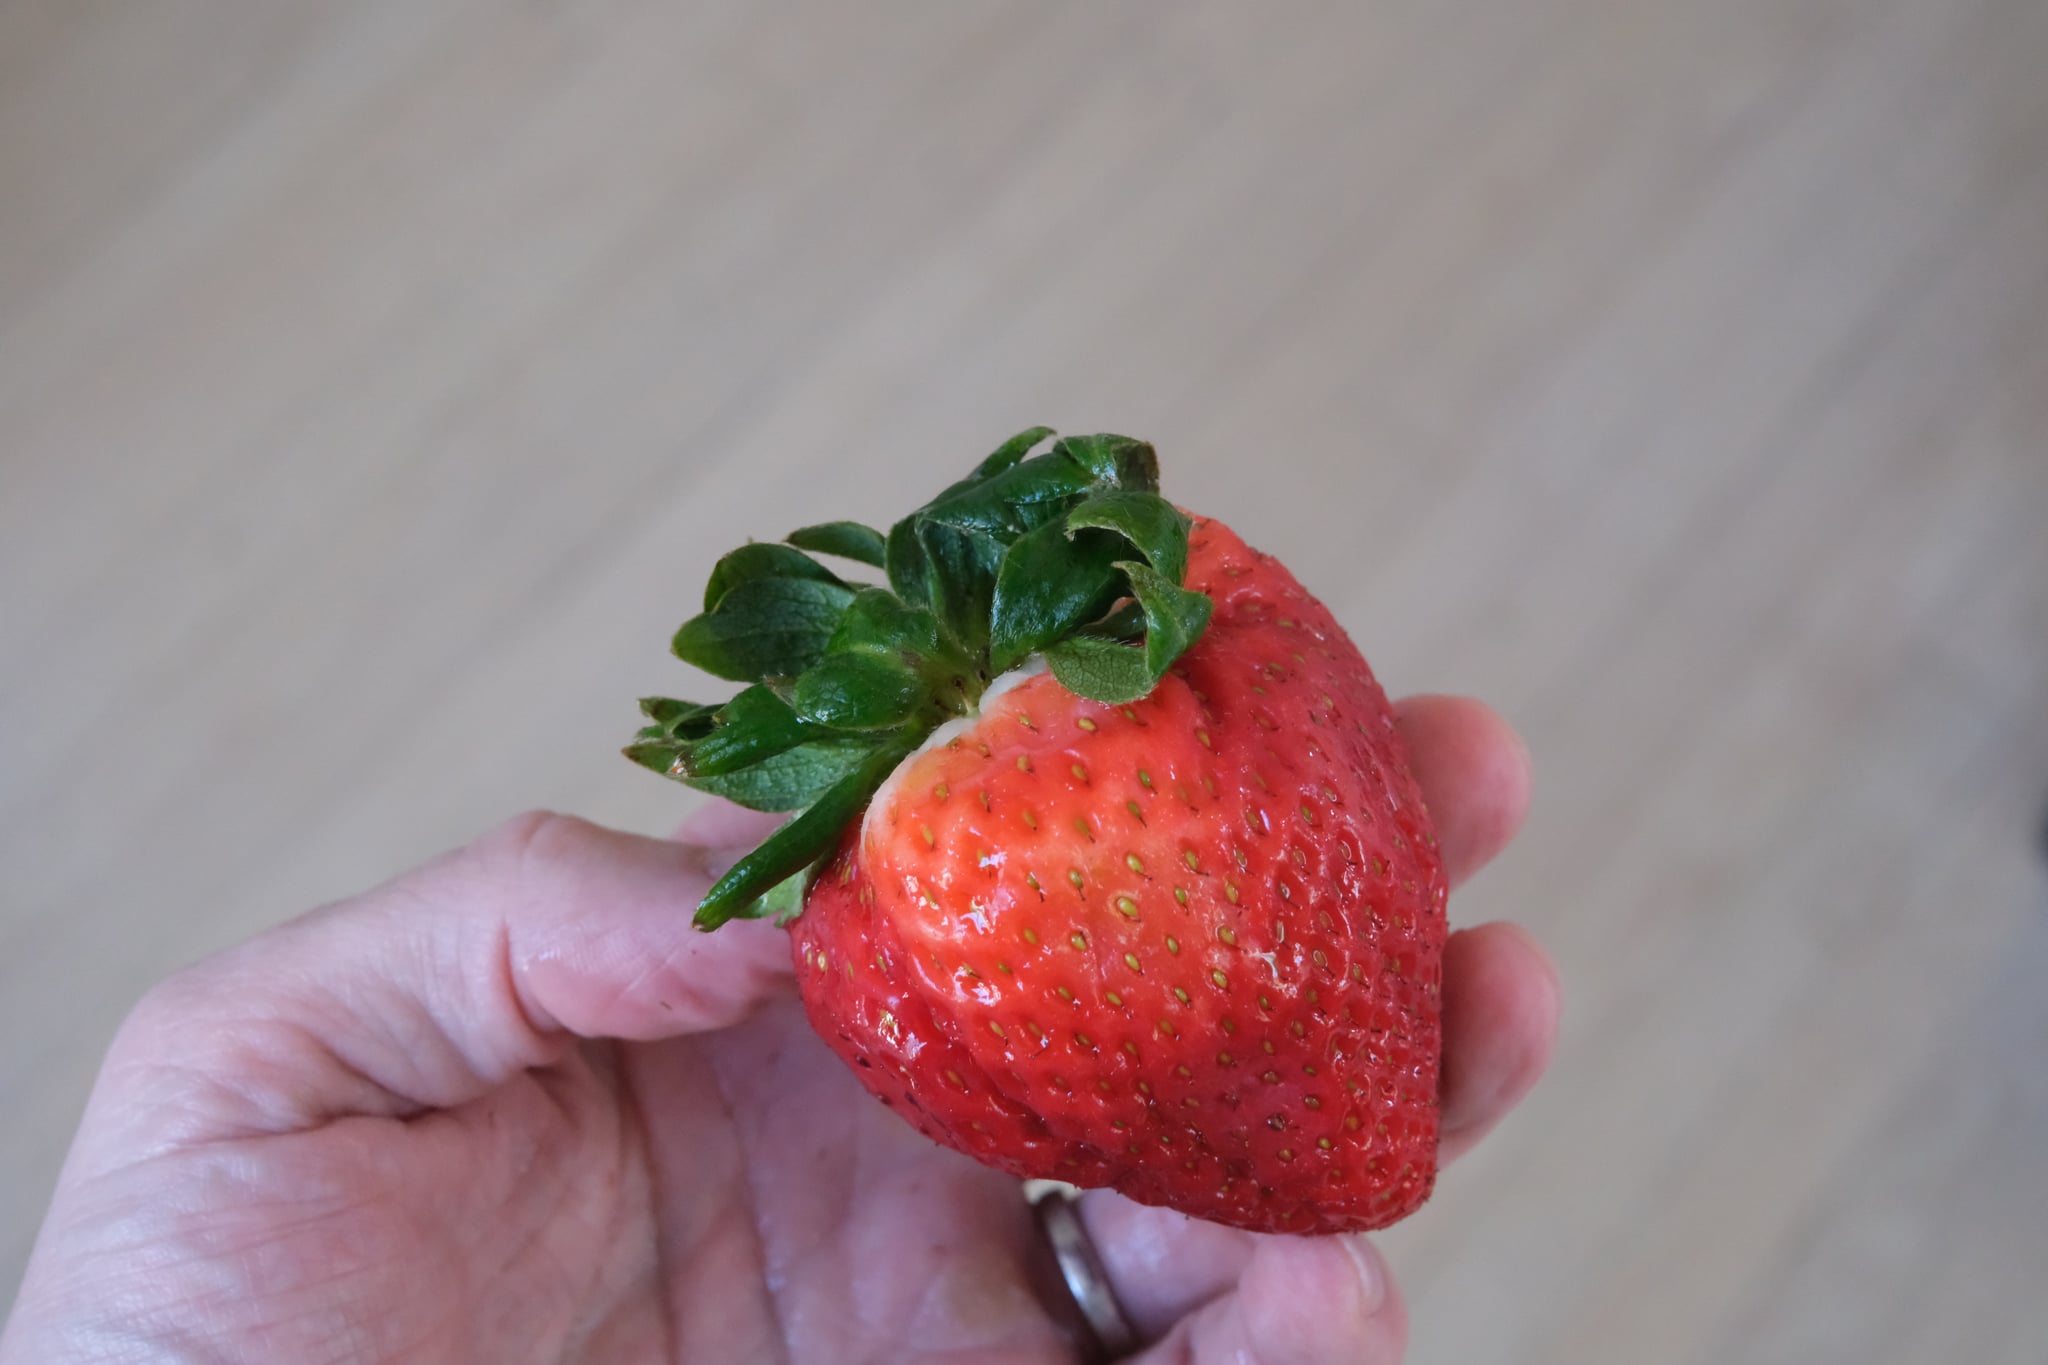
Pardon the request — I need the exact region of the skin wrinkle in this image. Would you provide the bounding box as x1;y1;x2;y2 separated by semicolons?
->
828;1151;878;1356
708;1032;800;1365
429;912;559;1094
729;1002;1071;1365
66;1318;228;1365
750;1032;871;1356
457;1093;588;1344
316;921;493;1107
431;1075;611;1360
111;986;294;1136
108;1017;431;1159
285;1033;423;1127
518;1054;600;1136
898;1231;1046;1363
494;913;566;1070
547;1055;639;1272
594;937;750;1038
606;1065;680;1364
147;949;484;1138
593;949;682;1029
273;1011;444;1128
110;1053;329;1151
646;1032;792;1365
222;1171;426;1357
716;1011;908;1362
79;1170;388;1361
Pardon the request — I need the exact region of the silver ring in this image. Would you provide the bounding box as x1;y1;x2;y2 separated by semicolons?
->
1031;1186;1140;1363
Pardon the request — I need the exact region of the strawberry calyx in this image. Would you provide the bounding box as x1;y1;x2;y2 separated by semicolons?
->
626;428;1215;929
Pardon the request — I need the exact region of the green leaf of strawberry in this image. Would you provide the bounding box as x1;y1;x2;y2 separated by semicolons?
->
686;737;874;813
701;542;846;611
1049;431;1158;485
696;739;913;927
1064;488;1193;584
637;696;719;730
1043;559;1214;703
784;520;888;567
682;685;817;776
789;653;927;730
987;522;1125;674
671;576;860;682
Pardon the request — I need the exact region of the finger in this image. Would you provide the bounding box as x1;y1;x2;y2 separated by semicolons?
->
108;811;796;1136
1393;694;1532;888
1074;1194;1258;1339
1439;920;1561;1163
1128;1233;1405;1365
476;811;798;1041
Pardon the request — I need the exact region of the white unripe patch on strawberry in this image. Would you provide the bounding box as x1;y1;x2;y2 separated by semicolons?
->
863;657;1049;861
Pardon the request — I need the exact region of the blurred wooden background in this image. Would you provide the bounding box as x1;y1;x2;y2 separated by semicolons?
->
4;3;2047;1360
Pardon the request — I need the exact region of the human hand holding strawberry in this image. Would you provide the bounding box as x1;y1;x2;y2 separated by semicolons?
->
2;431;1558;1363
1;700;1550;1365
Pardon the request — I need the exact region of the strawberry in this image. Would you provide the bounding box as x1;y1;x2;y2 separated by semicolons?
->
626;430;1446;1234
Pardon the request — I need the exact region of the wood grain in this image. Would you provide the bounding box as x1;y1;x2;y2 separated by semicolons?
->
3;3;2044;1359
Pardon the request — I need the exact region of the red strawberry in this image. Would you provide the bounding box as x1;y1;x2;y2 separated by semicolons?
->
627;431;1446;1234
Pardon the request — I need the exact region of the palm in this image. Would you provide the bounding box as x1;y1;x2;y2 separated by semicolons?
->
124;986;1070;1363
628;994;1073;1362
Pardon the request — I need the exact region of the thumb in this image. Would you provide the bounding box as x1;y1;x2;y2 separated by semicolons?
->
100;811;794;1145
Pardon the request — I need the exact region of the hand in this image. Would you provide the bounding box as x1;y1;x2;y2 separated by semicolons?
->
0;695;1556;1364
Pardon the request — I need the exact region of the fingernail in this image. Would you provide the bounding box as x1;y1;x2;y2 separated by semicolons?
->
1339;1235;1387;1314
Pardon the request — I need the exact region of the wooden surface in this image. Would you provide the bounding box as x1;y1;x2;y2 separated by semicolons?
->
5;3;2047;1360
